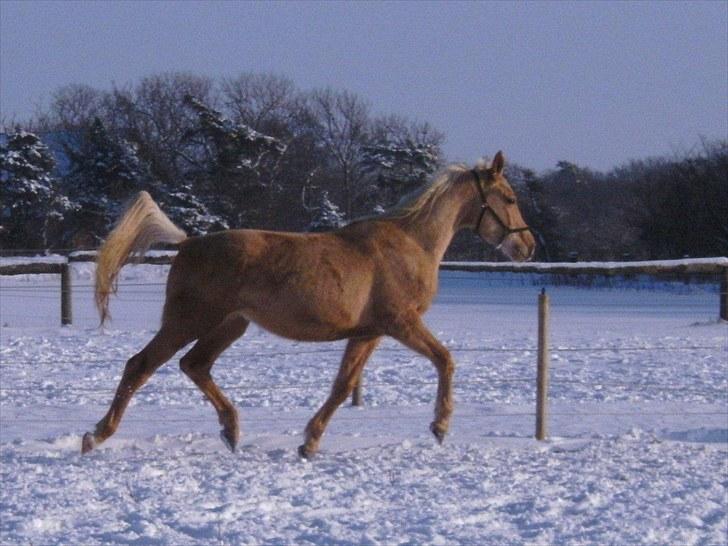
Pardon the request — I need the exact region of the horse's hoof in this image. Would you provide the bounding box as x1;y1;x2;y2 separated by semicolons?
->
81;432;96;454
220;430;237;453
298;444;315;459
430;422;447;445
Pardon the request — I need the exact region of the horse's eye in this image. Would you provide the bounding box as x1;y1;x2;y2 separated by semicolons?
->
505;196;517;205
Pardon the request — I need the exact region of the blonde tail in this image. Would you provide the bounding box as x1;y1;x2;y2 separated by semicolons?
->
95;191;187;324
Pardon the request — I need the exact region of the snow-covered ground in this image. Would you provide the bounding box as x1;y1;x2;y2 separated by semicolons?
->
1;263;726;545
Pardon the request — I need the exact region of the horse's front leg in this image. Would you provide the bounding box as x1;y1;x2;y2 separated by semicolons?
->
388;313;455;444
299;336;381;458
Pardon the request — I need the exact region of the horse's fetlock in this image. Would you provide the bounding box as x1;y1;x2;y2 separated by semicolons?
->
304;419;321;439
218;406;239;428
93;415;116;439
439;396;454;413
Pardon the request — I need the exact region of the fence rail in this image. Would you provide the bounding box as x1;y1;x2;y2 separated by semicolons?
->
441;257;728;276
0;262;65;275
2;253;727;324
2;252;726;272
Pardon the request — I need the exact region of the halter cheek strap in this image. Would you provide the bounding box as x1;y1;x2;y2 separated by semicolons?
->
472;170;490;233
471;170;531;245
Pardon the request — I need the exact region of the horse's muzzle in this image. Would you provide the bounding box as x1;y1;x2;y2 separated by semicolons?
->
500;230;536;262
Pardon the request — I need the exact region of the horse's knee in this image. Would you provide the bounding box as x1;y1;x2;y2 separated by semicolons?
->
444;357;455;377
433;349;454;376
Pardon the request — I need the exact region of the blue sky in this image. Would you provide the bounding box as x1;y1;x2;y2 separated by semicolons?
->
1;0;726;171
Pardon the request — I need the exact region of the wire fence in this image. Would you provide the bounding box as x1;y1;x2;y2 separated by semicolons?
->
1;257;726;434
4;411;726;426
1;342;725;420
0;280;722;307
0;344;724;366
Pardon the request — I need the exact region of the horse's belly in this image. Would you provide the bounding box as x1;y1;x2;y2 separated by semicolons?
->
232;239;376;340
240;297;370;342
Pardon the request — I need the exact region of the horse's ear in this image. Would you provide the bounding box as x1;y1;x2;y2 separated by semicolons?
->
491;151;505;175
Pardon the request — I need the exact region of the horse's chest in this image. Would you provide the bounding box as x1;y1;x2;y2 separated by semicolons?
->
380;268;437;312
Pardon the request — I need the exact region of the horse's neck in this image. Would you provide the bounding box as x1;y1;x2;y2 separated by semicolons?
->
399;182;473;263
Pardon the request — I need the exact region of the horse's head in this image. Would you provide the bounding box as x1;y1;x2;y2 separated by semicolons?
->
471;151;536;261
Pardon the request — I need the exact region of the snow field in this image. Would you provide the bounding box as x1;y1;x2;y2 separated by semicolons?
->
0;264;726;545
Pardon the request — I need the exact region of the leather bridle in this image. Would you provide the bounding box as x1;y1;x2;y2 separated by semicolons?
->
471;169;531;247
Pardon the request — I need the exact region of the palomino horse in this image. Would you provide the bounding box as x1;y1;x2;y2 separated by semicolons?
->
82;151;535;457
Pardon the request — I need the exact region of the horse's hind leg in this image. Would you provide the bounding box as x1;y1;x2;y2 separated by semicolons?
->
179;312;249;452
299;336;381;458
82;326;191;454
388;313;455;444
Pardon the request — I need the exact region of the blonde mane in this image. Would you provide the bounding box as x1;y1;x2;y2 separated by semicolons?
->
388;164;467;220
361;159;491;224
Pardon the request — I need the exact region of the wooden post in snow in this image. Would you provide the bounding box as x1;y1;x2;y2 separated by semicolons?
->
535;288;550;441
720;268;728;322
352;379;363;406
60;263;72;326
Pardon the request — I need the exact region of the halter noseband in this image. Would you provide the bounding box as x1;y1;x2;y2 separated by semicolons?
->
471;169;531;247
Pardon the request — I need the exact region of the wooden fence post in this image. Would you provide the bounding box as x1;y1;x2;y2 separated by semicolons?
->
352;379;363;406
536;288;550;441
60;263;72;326
720;268;728;322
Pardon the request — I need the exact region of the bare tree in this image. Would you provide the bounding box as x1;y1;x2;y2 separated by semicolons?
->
35;84;106;133
308;88;371;218
106;73;216;185
370;114;445;151
221;73;300;135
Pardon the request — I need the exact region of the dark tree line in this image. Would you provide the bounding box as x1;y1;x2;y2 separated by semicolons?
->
1;72;726;260
1;73;443;249
507;143;727;261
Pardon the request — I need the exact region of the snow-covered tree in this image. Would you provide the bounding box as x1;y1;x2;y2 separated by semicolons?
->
307;191;346;232
0;130;64;249
184;95;286;173
182;95;286;228
160;184;229;236
361;138;440;211
60;118;147;246
504;163;557;261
